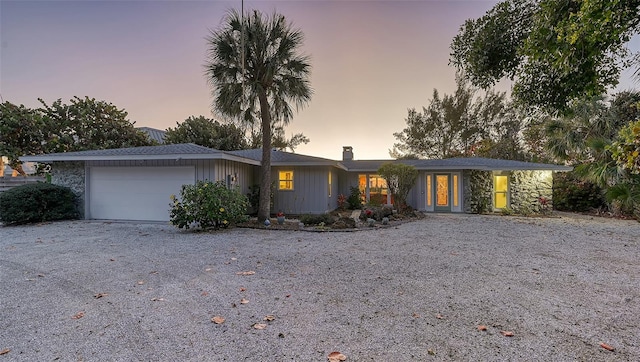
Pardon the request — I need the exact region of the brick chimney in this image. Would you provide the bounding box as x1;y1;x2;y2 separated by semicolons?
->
342;146;353;160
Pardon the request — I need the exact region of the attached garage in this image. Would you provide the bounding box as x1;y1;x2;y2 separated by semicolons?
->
20;144;260;222
88;166;195;221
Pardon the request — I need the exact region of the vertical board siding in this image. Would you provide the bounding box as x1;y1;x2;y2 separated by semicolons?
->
272;166;332;215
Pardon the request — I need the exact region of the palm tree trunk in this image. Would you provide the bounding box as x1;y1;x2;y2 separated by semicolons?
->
257;90;272;222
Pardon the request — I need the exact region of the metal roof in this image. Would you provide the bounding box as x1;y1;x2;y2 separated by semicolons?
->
229;149;347;169
20;145;571;171
20;143;259;164
137;127;166;144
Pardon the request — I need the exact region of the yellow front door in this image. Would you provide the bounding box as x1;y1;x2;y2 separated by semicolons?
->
435;174;450;212
494;175;508;209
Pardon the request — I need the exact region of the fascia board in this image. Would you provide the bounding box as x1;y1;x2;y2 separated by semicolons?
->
271;162;347;170
20;153;261;165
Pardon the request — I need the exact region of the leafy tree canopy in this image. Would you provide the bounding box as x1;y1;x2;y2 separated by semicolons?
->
451;0;640;110
1;97;151;174
38;96;152;153
247;123;310;152
391;77;528;160
543;91;640;164
609;120;640;174
164;115;249;151
0;102;47;172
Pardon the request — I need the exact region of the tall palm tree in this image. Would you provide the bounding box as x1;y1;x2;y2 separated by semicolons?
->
205;9;312;221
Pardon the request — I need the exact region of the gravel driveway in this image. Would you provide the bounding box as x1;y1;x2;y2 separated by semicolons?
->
1;213;638;361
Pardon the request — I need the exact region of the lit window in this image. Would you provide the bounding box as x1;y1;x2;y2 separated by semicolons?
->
328;171;332;197
426;174;432;206
453;174;459;207
369;174;388;205
279;171;294;190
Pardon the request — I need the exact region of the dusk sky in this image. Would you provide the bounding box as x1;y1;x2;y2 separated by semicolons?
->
2;0;638;160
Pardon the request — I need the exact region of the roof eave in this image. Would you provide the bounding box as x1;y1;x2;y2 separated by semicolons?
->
344;165;573;172
271;161;347;170
20;153;261;165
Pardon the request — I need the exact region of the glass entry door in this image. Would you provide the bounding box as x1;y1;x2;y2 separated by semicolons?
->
434;174;451;212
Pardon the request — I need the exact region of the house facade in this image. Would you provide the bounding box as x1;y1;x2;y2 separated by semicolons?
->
21;144;571;222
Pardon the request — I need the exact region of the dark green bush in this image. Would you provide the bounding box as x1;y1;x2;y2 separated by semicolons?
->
347;186;362;209
299;213;335;226
553;172;605;212
0;182;79;225
170;180;249;230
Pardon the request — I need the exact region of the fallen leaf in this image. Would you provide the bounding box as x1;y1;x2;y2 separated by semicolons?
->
263;315;276;321
236;271;256;276
328;351;347;361
239;287;247;292
149;271;158;275
137;280;145;285
205;268;213;272
211;316;225;324
240;298;249;304
94;293;108;299
109;258;115;261
37;274;45;278
500;330;514;337
478;325;487;331
436;313;445;319
71;311;85;319
151;297;165;301
412;313;420;318
0;348;10;355
600;342;615;351
201;291;209;296
427;348;435;355
253;323;267;330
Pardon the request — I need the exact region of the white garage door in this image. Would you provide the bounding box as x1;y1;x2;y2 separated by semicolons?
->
89;166;195;221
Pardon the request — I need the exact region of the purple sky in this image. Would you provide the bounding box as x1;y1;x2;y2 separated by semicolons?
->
2;0;638;160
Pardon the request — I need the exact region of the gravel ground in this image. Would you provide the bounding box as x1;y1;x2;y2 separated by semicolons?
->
0;213;638;361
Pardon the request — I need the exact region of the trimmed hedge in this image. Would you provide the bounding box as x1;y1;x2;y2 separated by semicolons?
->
0;182;79;225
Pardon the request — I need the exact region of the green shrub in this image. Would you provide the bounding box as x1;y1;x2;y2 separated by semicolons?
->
553;172;604;212
377;162;418;210
0;182;79;225
347;186;362;209
299;213;335;226
170;180;249;230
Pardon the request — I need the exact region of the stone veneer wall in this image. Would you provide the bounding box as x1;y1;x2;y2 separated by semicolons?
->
509;170;553;214
51;162;85;218
463;170;493;213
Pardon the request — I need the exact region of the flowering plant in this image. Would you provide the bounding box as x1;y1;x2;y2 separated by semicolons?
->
538;196;552;215
277;211;285;217
337;194;347;210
